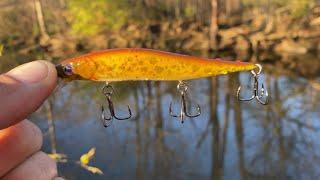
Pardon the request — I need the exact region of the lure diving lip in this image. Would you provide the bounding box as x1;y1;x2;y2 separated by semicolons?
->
56;48;257;82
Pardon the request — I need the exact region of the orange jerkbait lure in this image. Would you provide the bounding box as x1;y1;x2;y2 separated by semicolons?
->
56;48;256;81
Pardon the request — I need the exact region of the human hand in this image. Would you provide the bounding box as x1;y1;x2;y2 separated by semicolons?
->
0;61;62;179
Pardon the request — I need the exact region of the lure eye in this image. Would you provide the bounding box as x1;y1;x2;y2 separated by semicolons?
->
63;65;73;76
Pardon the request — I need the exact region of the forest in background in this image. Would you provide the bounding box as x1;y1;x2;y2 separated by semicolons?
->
0;0;319;59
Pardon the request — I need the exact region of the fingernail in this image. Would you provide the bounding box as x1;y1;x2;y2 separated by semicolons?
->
6;61;49;84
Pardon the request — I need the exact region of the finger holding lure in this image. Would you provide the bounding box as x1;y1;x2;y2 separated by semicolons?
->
56;48;269;126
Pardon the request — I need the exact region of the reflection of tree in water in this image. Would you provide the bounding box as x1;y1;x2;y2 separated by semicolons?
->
233;74;248;180
133;82;190;179
242;71;320;179
210;76;221;179
207;74;248;180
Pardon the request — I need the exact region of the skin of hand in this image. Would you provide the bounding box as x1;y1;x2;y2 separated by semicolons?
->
0;61;63;180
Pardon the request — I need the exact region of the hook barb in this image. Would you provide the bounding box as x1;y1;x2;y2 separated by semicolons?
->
101;106;112;127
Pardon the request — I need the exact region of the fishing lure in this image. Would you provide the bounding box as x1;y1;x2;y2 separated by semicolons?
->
56;48;268;126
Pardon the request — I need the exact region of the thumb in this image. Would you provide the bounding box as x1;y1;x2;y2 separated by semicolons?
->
0;60;57;129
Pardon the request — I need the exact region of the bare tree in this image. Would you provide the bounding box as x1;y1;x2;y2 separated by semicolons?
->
34;0;50;43
210;0;219;50
225;0;242;16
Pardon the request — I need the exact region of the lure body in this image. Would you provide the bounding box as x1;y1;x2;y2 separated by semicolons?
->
57;48;256;81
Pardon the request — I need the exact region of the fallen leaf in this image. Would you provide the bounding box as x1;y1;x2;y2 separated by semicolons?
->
80;148;96;165
48;153;68;163
83;165;104;175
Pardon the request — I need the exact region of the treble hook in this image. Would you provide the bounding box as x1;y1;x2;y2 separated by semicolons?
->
237;64;269;105
101;83;132;127
169;81;201;123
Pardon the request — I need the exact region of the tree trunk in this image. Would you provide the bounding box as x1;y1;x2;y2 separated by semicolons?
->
225;0;242;16
210;0;219;50
34;0;50;45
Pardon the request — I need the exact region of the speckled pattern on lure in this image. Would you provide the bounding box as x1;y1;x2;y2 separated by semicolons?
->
56;48;257;81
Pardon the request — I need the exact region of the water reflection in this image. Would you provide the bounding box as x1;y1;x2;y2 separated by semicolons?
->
1;52;320;179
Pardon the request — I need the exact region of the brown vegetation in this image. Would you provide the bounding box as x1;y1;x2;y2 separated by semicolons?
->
0;0;319;59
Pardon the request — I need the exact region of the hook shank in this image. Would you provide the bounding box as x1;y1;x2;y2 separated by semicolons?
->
169;81;201;123
101;83;132;127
